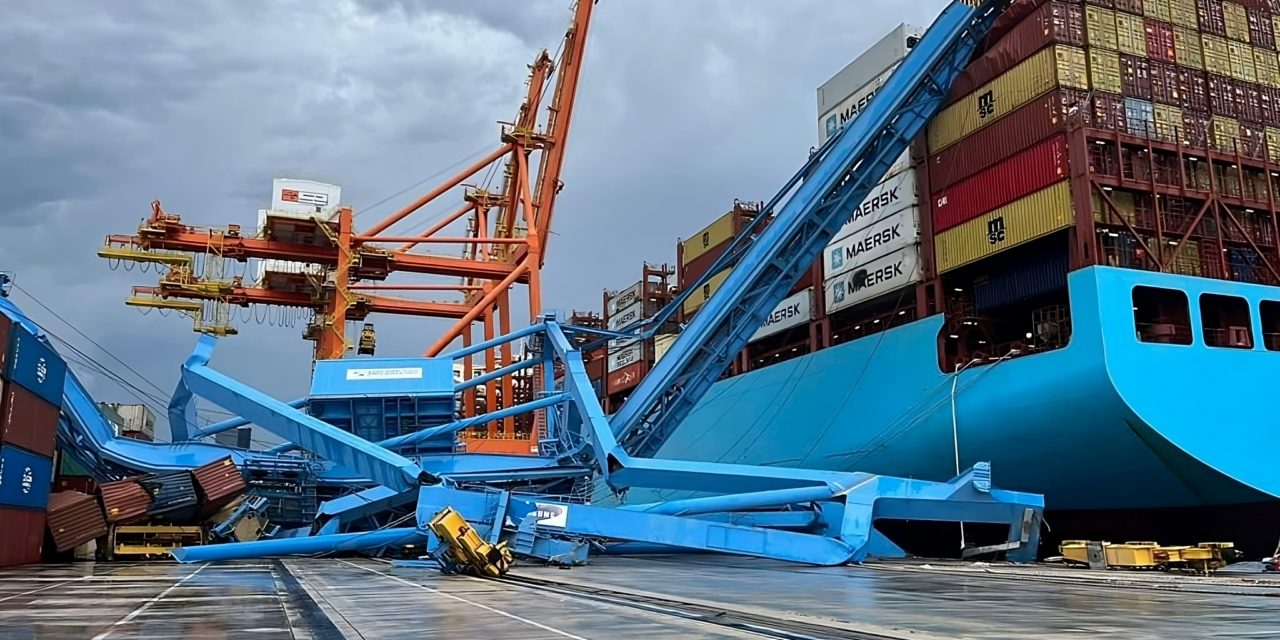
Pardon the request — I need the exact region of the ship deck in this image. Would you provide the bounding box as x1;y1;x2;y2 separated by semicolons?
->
0;556;1276;639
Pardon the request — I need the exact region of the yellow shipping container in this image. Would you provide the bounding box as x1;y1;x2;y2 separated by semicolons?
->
1169;0;1198;28
682;268;730;315
1154;104;1183;142
1228;41;1258;82
935;181;1075;273
1256;48;1280;87
928;46;1088;152
1148;0;1173;23
1212;115;1241;153
1223;1;1250;43
1088;48;1123;94
1085;6;1119;51
1092;188;1137;227
1173;27;1204;70
681;212;735;266
1266;126;1280;162
1115;13;1148;57
1202;34;1233;76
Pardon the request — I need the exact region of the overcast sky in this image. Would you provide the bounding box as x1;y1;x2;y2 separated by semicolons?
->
0;0;950;439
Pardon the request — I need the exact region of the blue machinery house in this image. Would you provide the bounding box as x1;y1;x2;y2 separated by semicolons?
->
7;0;1048;567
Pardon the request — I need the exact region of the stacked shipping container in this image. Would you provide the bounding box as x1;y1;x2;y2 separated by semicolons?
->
601;264;676;407
0;315;67;566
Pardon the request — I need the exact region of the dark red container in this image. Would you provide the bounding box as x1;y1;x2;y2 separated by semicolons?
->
679;239;730;290
1240;121;1267;158
607;360;648;395
1249;7;1276;50
1198;0;1228;36
927;89;1082;191
1145;20;1177;63
1085;0;1116;9
1092;92;1130;132
0;314;9;377
1208;74;1239;118
1241;82;1265;125
1150;61;1180;106
45;491;107;553
984;0;1055;48
1115;0;1144;14
0;506;45;567
1268;87;1280;126
98;478;153;524
192;456;247;510
932;135;1069;232
54;476;96;495
948;1;1086;102
1178;68;1210;113
1121;55;1154;100
0;382;59;459
1183;110;1213;148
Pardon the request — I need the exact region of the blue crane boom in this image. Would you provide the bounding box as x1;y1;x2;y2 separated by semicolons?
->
609;0;1012;457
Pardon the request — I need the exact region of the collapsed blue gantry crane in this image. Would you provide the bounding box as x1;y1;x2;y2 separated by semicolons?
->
35;0;1045;567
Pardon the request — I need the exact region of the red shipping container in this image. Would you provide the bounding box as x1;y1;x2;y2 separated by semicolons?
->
1178;68;1210;113
1268;87;1280;126
1241;82;1266;124
1092;92;1130;132
1248;7;1276;50
0;506;45;567
1198;0;1228;36
98;478;153;524
1240;121;1267;158
1115;0;1144;14
45;490;107;553
0;382;59;458
607;361;648;395
1085;0;1116;8
1183;110;1213;148
984;0;1056;49
948;1;1086;102
680;239;731;290
1121;55;1154;100
931;135;1070;232
1208;74;1239;118
1151;61;1182;106
928;89;1084;191
1145;20;1177;63
0;313;9;376
191;456;247;510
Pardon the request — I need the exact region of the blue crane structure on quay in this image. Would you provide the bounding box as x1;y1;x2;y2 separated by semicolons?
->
3;0;1044;567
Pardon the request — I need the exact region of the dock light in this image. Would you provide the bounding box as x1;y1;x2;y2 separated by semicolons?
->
949;334;959;339
898;310;907;315
978;340;987;345
855;325;862;330
873;319;881;324
1025;332;1034;340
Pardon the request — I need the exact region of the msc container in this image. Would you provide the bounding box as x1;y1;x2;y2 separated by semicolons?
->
139;471;200;523
816;23;924;119
682;268;730;317
948;1;1087;101
1151;61;1182;106
1227;40;1258;82
1174;26;1205;69
751;288;813;343
1;383;59;458
825;207;920;280
1197;0;1228;36
0;314;9;377
1250;7;1276;49
832;168;918;242
972;245;1072;313
1126;97;1158;136
934;180;1076;273
607;341;645;372
654;334;677;363
1120;54;1154;99
1093;92;1130;131
606;360;647;396
1179;68;1210;112
192;456;247;509
1223;0;1250;42
4;328;67;408
1115;12;1149;56
1255;48;1280;86
1114;0;1145;14
1089;47;1124;94
928;45;1089;153
0;506;44;567
1202;33;1233;75
932;135;1069;233
1087;6;1120;50
824;247;922;314
1150;0;1174;22
98;478;153;525
0;444;51;510
680;207;757;267
1146;19;1178;62
1170;0;1199;28
928;89;1084;191
45;490;107;553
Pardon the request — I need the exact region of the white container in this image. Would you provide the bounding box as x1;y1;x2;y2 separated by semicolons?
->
109;404;156;440
819;64;900;146
750;288;813;343
271;179;342;218
824;246;922;313
607;282;643;316
608;342;645;371
654;334;678;362
831;167;918;241
608;300;645;331
824;207;920;281
816;24;924;121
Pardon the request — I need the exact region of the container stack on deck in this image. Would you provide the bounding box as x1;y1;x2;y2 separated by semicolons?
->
601;265;675;411
0;315;66;567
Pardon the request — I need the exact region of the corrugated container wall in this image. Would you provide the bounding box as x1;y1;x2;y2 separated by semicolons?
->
824;248;922;313
45;490;108;553
816;23;924;117
934;181;1076;273
140;471;200;523
192;456;247;509
1087;6;1120;50
98;479;153;524
1;383;59;458
5;327;68;408
0;506;44;566
932;135;1070;232
949;1;1087;101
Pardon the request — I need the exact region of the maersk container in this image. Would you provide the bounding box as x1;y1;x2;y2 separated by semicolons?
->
815;23;923;119
946;1;1087;102
0;444;52;511
830;168;917;242
606;281;643;317
928;45;1088;153
934;180;1075;273
5;327;67;408
1;383;60;459
751;288;813;343
927;89;1084;191
607;300;645;332
932;134;1069;233
607;341;644;372
825;206;919;281
824;247;921;314
820;64;900;146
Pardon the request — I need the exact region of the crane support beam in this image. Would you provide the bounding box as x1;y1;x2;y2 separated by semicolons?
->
134;285;472;320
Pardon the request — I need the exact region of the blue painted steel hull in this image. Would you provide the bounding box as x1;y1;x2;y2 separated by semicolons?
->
649;266;1280;511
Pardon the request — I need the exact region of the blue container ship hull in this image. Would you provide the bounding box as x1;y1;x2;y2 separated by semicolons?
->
646;266;1280;552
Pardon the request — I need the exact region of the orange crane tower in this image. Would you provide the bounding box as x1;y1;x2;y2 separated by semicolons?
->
100;0;597;455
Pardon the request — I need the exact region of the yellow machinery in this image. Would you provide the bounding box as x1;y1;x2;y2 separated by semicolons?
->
110;525;204;560
1059;540;1241;574
357;323;376;356
426;507;513;577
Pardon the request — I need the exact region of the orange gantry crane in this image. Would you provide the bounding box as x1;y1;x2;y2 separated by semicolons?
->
99;0;596;455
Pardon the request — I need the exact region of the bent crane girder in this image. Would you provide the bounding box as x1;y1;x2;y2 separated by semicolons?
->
609;0;1014;458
